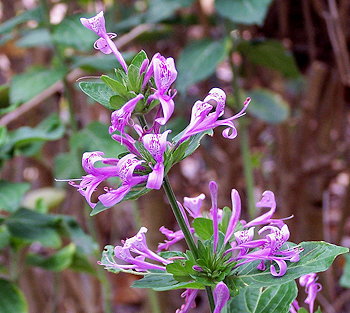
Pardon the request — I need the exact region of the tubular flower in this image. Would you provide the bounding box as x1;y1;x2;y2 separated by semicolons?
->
80;11;128;72
299;273;322;313
176;289;199;313
70;151;119;208
142;130;171;189
145;53;177;125
99;227;169;272
109;94;144;135
98;154;147;207
178;88;250;144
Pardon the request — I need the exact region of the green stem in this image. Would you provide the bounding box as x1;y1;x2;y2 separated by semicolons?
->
229;32;256;219
137;115;214;312
205;286;216;311
162;176;198;258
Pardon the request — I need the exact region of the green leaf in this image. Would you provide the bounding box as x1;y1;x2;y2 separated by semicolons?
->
247;88;290;124
127;64;141;92
340;253;350;288
26;243;76;271
177;39;227;93
0;279;28;313
16;28;51;48
1;114;64;156
5;208;61;248
101;75;128;98
130;50;148;68
216;0;273;26
0;181;30;213
52;14;96;51
233;241;348;288
297;309;309;313
132;271;204;291
146;0;194;23
238;40;300;78
10;67;65;105
79;81;115;110
0;7;42;35
193;218;213;240
225;280;297;313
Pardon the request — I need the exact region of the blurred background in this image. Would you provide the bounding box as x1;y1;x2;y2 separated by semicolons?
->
0;0;350;312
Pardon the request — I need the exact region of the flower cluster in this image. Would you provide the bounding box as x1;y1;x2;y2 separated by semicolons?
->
99;182;303;312
72;11;249;210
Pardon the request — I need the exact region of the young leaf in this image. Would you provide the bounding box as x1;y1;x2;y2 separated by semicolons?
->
177;39;227;93
215;0;273;26
79;81;115;110
225;280;297;313
233;241;348;289
127;64;141;92
0;181;30;213
0;279;28;313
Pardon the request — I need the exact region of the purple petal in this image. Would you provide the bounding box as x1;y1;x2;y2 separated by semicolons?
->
98;184;131;207
154;95;174;125
270;259;287;277
176;289;198;313
224;189;241;244
244;190;277;228
203;88;226;118
146;162;164;190
109;94;144;135
153;55;177;94
213;282;230;313
80;11;107;37
183;193;205;218
142;130;171;163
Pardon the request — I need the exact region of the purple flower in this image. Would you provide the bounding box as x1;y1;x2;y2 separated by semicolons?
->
178;88;250;144
98;154;147;207
99;227;169;273
80;11;128;72
213;282;230;313
70;151;119;208
142;130;171;189
235;224;302;276
289;300;300;313
109;94;144;136
176;289;199;313
299;273;322;313
145;53;177;125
